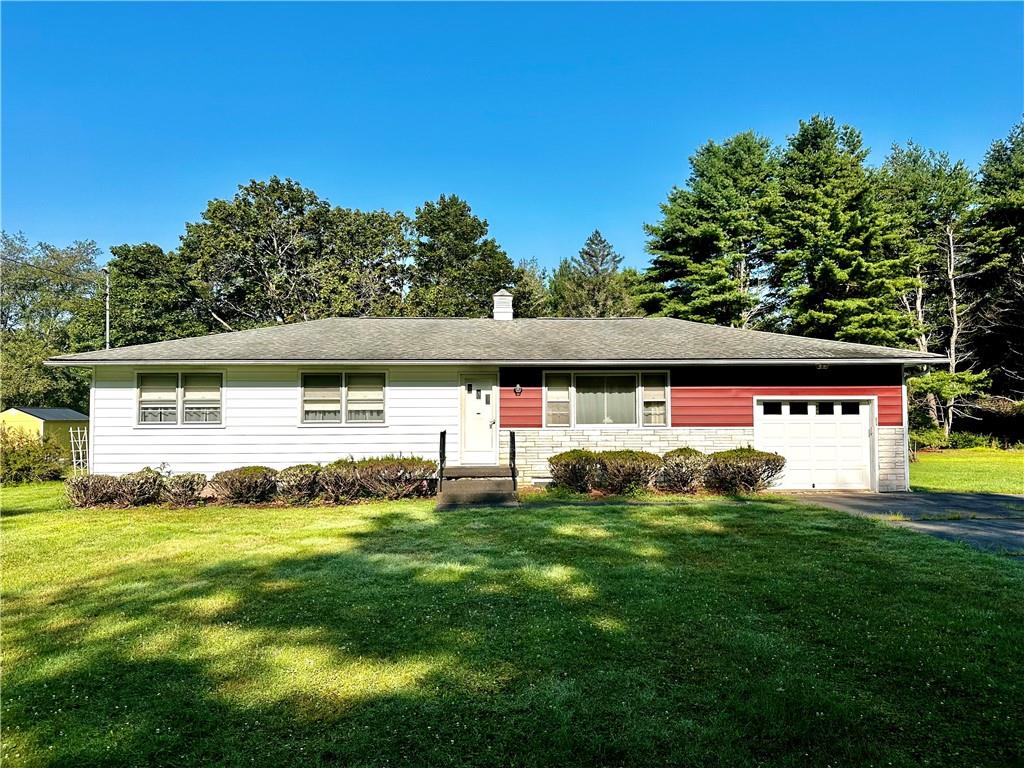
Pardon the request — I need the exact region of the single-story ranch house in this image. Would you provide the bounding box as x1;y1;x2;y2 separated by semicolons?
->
48;291;944;491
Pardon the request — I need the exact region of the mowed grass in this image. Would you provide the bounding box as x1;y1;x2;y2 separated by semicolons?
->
2;483;1023;767
911;447;1024;494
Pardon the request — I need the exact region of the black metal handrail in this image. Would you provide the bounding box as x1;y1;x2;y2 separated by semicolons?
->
438;430;447;493
509;430;517;491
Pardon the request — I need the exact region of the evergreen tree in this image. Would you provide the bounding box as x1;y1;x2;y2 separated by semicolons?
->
968;122;1024;397
769;116;917;346
405;195;518;317
548;230;636;317
645;132;777;326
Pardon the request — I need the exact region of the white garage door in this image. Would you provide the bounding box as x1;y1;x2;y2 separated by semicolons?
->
754;399;872;490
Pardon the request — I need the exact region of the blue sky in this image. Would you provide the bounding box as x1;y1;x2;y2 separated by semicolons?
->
3;2;1022;270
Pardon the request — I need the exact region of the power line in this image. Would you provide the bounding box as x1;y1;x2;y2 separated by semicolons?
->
0;255;101;285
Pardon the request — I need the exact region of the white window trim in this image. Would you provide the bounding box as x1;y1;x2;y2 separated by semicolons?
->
134;370;225;429
297;370;389;428
542;369;671;429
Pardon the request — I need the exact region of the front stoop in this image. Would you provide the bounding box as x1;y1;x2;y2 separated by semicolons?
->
436;466;519;508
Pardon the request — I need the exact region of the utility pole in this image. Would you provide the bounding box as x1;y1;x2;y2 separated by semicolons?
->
101;266;110;349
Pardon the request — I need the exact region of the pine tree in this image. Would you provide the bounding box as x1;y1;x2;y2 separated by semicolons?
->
645;131;777;327
548;230;636;317
769;116;917;346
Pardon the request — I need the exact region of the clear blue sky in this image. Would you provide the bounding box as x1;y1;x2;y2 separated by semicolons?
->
3;2;1022;270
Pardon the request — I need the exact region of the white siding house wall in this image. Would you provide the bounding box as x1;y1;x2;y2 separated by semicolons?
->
91;365;466;476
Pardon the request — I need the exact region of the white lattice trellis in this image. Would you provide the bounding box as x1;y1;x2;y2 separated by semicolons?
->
69;426;89;475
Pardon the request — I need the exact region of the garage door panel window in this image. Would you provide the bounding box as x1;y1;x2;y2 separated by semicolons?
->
789;401;809;415
841;401;861;415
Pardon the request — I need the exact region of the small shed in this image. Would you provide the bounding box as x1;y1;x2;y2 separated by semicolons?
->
0;407;88;453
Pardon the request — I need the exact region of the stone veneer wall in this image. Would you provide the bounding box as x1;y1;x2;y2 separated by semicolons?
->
500;425;909;492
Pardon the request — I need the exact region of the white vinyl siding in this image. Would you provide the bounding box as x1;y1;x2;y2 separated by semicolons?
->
94;365;465;475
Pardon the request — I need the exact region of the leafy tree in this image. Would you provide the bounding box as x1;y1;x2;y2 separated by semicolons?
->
405;195;518;317
69;243;211;350
548;230;637;317
909;371;989;436
768;116;917;346
968;122;1024;397
510;259;550;318
0;233;99;411
645;132;778;326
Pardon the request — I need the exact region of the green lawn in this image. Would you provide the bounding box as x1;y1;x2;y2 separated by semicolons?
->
2;483;1022;767
911;447;1024;494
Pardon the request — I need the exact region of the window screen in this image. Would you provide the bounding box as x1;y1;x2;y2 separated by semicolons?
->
302;374;342;422
346;373;385;423
545;373;571;426
575;375;636;425
138;373;178;424
182;373;222;424
642;373;667;426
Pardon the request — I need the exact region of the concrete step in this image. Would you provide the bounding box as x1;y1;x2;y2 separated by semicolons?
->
436;476;518;508
443;465;514;479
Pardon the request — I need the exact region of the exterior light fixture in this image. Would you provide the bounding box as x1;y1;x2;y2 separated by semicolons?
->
513;384;523;396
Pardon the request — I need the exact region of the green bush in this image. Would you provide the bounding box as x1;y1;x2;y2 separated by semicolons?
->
319;459;361;503
357;456;437;499
657;447;709;493
210;466;278;503
164;473;207;506
548;450;600;492
277;464;321;503
704;448;786;494
911;429;994;450
947;432;994;449
115;468;164;506
0;426;65;484
65;474;119;507
594;450;663;494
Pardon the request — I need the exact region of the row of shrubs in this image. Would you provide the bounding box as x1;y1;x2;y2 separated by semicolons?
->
909;429;1003;451
549;447;786;495
65;457;437;508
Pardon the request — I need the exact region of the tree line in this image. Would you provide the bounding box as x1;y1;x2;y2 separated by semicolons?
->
2;115;1021;432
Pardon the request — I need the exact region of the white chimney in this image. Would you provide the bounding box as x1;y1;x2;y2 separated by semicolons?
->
492;289;514;320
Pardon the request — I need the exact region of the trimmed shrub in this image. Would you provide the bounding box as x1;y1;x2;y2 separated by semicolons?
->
594;450;663;494
910;429;995;450
210;466;278;503
947;432;994;449
65;474;119;507
0;426;65;484
277;463;321;503
657;447;709;493
548;449;600;492
115;467;164;506
357;456;437;499
319;459;361;503
703;448;785;494
164;473;208;507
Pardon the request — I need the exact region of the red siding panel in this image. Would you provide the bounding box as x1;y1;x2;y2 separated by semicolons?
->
500;386;543;428
671;386;903;427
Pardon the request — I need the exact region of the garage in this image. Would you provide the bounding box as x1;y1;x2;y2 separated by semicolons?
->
753;398;874;490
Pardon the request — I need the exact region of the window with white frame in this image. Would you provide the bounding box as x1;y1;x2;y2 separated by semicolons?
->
138;373;179;424
301;372;386;424
137;372;223;425
575;374;638;425
641;372;668;426
183;373;223;423
544;373;571;426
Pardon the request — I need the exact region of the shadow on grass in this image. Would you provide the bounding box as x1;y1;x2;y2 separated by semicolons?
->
4;499;1023;767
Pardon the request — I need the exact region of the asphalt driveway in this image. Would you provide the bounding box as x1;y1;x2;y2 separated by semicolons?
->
795;492;1024;554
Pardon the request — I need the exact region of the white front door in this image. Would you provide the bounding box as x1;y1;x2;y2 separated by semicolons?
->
460;374;498;465
754;399;873;490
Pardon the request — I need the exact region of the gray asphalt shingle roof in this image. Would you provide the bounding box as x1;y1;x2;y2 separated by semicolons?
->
8;407;88;421
47;317;945;365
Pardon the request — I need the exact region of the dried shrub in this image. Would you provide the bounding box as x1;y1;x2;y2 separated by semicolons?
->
114;467;164;506
703;448;786;494
164;473;208;507
0;426;65;484
65;474;119;507
548;449;600;492
210;466;278;503
277;464;321;503
657;447;709;493
357;456;437;499
594;450;663;494
319;459;361;503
